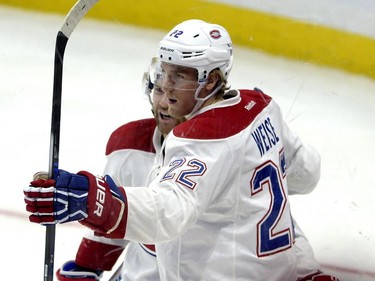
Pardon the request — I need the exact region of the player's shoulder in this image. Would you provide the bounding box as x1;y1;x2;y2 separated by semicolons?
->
173;88;272;140
106;118;157;155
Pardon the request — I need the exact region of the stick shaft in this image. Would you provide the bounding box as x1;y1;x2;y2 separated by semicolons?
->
44;1;99;280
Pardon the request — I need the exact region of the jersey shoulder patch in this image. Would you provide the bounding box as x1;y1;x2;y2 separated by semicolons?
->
173;89;272;140
106;118;156;155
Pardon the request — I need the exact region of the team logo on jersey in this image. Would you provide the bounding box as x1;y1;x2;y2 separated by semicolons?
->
210;29;221;39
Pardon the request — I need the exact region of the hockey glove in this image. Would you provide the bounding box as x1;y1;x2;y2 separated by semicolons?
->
56;260;103;281
299;272;340;281
75;236;125;271
24;169;128;238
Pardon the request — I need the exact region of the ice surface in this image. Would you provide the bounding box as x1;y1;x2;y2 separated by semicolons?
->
211;0;375;38
1;6;374;281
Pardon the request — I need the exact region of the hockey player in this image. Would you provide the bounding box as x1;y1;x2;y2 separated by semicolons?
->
67;60;185;281
25;20;340;280
45;59;185;281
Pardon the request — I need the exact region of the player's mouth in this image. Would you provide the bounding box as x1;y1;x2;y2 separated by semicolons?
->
159;112;172;120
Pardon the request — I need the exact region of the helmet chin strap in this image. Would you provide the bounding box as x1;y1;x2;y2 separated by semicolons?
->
185;81;223;119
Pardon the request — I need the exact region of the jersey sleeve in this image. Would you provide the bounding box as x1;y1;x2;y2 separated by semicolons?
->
123;136;230;243
281;121;321;195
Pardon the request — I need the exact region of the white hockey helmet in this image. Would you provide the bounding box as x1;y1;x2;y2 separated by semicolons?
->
158;19;233;82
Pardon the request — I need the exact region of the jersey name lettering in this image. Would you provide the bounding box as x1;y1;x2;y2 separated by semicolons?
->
251;117;280;156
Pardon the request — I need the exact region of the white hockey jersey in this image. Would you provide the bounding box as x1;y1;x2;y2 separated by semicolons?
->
103;118;161;281
78;118;162;280
122;89;321;281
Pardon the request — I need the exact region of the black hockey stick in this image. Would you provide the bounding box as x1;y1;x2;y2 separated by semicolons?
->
45;1;99;280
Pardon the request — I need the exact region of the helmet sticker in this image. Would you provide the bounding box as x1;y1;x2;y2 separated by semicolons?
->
209;29;221;39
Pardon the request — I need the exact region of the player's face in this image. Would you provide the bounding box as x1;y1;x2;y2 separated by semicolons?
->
151;81;184;136
161;62;200;118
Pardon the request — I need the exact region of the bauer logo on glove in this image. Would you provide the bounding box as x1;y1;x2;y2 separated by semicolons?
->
23;169;128;239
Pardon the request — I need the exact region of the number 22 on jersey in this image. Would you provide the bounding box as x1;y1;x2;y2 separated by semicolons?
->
160;157;207;190
160;154;293;257
250;156;293;257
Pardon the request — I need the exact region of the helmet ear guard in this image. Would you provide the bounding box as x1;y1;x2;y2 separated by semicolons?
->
158;19;233;82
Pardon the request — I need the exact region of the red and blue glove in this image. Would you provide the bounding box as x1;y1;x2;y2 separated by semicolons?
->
299;272;340;281
56;260;103;281
24;169;128;238
56;236;125;281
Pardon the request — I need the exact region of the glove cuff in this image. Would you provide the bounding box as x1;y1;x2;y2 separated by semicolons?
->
57;260;103;281
76;237;125;271
78;171;128;238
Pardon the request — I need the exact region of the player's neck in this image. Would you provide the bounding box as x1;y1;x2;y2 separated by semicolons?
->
202;95;224;108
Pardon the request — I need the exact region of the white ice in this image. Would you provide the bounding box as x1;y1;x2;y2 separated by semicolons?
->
211;0;375;38
1;6;374;281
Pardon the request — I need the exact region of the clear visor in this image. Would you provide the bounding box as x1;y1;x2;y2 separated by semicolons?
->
142;71;153;103
143;59;201;101
142;58;168;105
142;57;163;102
160;62;200;92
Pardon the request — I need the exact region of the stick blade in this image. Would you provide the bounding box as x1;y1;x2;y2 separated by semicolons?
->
60;0;100;38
